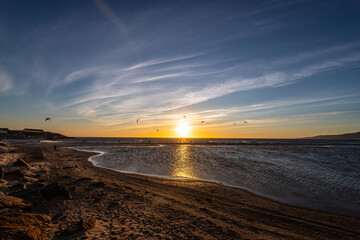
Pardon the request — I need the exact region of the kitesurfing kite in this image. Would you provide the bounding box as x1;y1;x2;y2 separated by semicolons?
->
233;123;237;126
243;121;248;125
136;119;140;124
201;121;205;124
183;115;186;119
45;118;51;122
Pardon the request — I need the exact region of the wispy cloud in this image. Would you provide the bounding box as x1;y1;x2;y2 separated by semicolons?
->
179;52;360;106
192;110;360;131
93;0;132;45
248;110;360;126
63;67;105;84
269;42;360;68
236;0;306;18
172;94;360;123
55;45;360;129
61;53;205;86
123;54;204;71
132;73;185;83
0;70;12;93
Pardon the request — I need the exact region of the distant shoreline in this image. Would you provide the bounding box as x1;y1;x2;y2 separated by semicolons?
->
304;131;360;140
3;138;360;146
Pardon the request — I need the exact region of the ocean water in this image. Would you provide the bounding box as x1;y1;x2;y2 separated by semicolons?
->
71;143;360;216
62;137;360;145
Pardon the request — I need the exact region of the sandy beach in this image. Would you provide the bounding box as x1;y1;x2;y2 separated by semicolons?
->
1;141;359;239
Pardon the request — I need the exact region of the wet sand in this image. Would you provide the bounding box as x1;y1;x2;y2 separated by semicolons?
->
1;142;359;239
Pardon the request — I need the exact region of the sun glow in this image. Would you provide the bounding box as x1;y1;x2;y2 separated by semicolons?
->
175;123;191;137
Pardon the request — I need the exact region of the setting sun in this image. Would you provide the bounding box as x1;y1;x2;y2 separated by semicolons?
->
175;123;191;137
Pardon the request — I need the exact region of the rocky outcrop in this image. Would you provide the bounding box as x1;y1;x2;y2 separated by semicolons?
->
0;213;52;240
14;159;31;169
7;169;27;177
0;194;32;210
40;183;72;200
7;183;26;193
10;189;43;205
9;183;72;205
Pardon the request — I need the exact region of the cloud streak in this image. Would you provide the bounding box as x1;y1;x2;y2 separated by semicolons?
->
93;0;132;45
0;70;12;93
180;53;360;106
55;45;360;129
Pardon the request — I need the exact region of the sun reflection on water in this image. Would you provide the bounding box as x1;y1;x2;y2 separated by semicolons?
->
172;145;196;178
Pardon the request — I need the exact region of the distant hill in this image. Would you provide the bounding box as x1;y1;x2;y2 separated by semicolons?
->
0;128;68;140
305;132;360;140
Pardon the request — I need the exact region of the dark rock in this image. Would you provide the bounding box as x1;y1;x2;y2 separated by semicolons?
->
78;177;92;181
0;212;51;240
7;169;27;177
80;217;96;231
26;182;46;190
39;169;49;175
59;228;75;237
7;183;26;193
72;177;92;184
9;189;43;205
41;183;72;200
91;181;106;188
0;167;4;179
0;194;32;210
14;159;31;169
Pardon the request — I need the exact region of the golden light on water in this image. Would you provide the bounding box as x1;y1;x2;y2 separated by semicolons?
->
175;122;191;137
172;145;196;178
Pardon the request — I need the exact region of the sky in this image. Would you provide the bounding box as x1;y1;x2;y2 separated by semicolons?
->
0;0;360;138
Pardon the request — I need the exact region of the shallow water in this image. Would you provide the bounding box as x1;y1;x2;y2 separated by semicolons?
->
71;144;360;216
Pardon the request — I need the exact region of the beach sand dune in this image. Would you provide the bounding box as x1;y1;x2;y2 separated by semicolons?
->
0;142;359;239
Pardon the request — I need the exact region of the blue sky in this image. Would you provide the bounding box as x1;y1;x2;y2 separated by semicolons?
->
0;0;360;137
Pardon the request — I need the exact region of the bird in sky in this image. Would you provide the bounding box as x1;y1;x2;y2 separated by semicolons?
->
244;121;248;125
156;129;159;132
201;121;205;124
183;115;186;119
233;123;237;126
136;119;140;123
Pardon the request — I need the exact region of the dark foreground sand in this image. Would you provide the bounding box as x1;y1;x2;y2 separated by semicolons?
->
0;142;359;239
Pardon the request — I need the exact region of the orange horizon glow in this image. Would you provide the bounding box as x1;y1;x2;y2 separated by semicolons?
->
55;125;359;139
1;116;359;139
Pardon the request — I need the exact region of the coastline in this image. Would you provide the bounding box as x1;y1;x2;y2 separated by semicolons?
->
1;142;360;239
